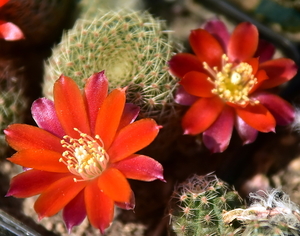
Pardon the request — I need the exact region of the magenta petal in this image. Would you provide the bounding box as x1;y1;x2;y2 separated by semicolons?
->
111;154;165;182
235;115;258;145
117;103;140;131
115;193;135;210
203;106;234;153
252;92;295;125
0;21;24;41
84;71;108;131
175;85;198;106
31;98;65;138
63;190;86;233
203;18;230;52
254;39;275;63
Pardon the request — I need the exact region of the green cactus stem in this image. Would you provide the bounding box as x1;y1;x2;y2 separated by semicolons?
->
78;0;143;17
169;173;244;236
0;60;28;157
170;173;300;236
43;10;178;120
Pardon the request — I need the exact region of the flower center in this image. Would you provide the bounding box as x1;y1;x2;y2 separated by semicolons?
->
59;128;109;182
203;54;258;106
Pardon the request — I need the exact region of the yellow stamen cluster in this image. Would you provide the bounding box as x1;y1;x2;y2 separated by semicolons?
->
59;128;109;182
204;54;259;106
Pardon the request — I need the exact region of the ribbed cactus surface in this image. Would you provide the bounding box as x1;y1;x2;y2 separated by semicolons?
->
43;10;178;119
170;174;244;236
170;174;300;236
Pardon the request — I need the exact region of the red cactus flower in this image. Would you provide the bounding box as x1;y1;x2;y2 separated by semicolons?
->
5;71;164;233
0;0;24;41
169;19;297;153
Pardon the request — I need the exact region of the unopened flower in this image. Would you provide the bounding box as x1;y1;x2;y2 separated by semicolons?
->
5;71;164;233
169;19;297;153
0;0;24;41
0;21;24;41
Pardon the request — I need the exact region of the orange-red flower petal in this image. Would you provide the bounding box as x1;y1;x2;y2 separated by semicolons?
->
235;103;276;132
54;75;90;137
94;88;126;149
5;124;64;152
108;118;160;163
111;154;165;182
190;28;224;68
7;170;69;198
228;22;258;62
182;96;224;135
85;179;114;234
250;69;269;93
115;197;135;210
180;71;215;97
0;0;9;7
98;168;132;204
84;71;108;131
202;106;235;153
245;57;259;75
34;175;87;219
8;149;68;173
168;53;204;78
258;58;297;89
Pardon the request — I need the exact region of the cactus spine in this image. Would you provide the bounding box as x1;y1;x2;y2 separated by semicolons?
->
170;174;300;236
43;10;178;120
170;174;244;236
223;189;300;236
0;61;27;156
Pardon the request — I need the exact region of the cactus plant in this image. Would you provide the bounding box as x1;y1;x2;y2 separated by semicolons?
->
43;10;178;120
170;173;300;236
223;189;300;235
0;60;27;157
78;0;143;17
169;173;244;236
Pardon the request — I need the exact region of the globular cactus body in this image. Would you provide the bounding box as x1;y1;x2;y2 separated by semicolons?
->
43;10;178;120
170;174;300;236
170;174;244;236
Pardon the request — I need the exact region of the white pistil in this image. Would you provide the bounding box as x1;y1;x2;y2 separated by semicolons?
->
59;128;109;182
230;72;242;85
